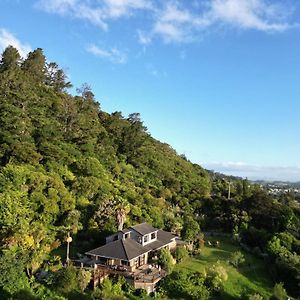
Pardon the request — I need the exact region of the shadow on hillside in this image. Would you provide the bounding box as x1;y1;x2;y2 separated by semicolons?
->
236;263;273;290
215;291;237;300
205;248;232;261
66;291;91;300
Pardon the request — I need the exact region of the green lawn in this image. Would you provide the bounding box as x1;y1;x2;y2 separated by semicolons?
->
175;236;274;299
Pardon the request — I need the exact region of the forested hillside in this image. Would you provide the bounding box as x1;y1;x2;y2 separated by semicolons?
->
0;46;299;299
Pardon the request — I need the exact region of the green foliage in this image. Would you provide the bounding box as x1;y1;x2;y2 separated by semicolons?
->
175;246;189;263
161;261;227;299
77;269;91;292
0;45;299;298
0;45;21;70
157;248;174;273
205;263;228;292
13;284;67;300
181;216;200;242
22;48;46;83
174;236;274;299
229;251;246;267
0;249;30;294
92;278;125;300
267;233;300;296
248;293;263;300
54;266;78;294
45;62;72;92
270;283;288;300
160;270;210;300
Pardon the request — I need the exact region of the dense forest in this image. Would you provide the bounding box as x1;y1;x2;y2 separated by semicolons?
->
0;46;299;299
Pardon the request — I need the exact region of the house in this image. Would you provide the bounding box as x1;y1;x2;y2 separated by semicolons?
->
85;223;177;272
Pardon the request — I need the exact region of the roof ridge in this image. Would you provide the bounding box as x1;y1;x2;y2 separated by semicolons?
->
120;239;129;261
131;222;150;227
130;223;158;235
85;239;119;254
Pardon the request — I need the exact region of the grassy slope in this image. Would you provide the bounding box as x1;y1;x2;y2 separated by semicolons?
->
175;236;274;299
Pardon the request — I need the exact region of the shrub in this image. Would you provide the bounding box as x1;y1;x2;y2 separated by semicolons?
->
205;263;228;292
248;293;263;300
92;278;125;300
160;270;210;300
54;266;78;293
229;251;245;267
175;246;189;262
158;248;175;273
77;269;91;292
270;283;288;300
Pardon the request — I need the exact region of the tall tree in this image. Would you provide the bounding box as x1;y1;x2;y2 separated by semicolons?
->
0;46;21;71
45;62;72;92
115;196;130;231
22;48;46;83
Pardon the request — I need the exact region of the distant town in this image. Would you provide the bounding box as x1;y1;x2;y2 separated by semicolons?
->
254;180;300;202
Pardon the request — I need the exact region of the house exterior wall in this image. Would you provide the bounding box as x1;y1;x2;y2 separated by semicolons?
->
153;239;177;253
114;259;122;265
129;259;136;272
144;252;149;265
142;231;158;246
134;281;156;294
129;230;143;244
168;239;177;251
130;229;158;246
106;232;123;244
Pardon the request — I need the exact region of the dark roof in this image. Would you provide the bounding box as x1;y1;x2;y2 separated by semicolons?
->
86;226;177;262
157;229;176;243
144;230;176;251
85;238;146;261
130;223;157;235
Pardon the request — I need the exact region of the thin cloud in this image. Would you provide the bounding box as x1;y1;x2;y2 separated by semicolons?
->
179;50;186;60
0;28;31;57
150;0;294;43
36;0;296;45
203;161;300;181
137;30;152;45
86;44;127;64
36;0;153;30
208;0;291;32
103;0;153;18
152;2;199;43
35;0;108;29
146;63;167;77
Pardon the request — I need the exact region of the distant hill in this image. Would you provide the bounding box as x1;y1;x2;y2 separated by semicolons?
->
253;180;300;186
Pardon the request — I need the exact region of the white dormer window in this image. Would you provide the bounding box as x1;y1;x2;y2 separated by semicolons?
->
151;232;156;240
124;233;130;239
143;235;149;243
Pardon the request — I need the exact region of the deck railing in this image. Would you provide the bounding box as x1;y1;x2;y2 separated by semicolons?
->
133;269;166;283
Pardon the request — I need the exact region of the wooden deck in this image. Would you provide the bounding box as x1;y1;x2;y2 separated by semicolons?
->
73;259;167;290
133;270;166;283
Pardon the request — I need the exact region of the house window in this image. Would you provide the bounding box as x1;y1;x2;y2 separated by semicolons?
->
143;235;149;243
151;232;156;240
139;255;145;266
122;260;129;266
124;233;130;239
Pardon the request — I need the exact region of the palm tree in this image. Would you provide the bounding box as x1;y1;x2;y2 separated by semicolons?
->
115;196;130;231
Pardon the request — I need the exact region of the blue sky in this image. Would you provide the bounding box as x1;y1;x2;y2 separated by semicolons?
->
1;0;300;181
